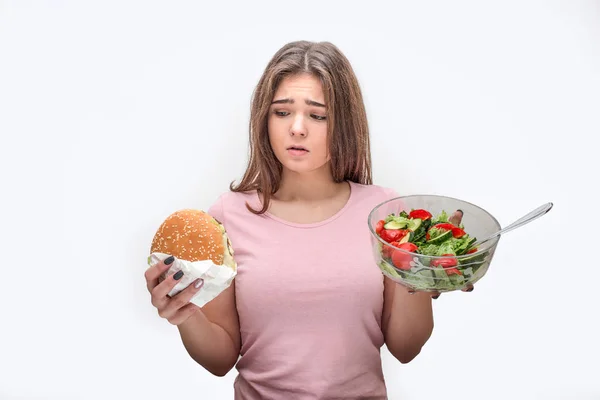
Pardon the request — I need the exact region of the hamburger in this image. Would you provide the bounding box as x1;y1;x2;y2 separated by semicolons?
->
150;209;237;275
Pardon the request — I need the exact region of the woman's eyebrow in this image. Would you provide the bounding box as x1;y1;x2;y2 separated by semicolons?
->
271;98;326;108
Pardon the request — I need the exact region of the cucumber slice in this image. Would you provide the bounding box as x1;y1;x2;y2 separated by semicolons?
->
384;220;408;229
399;232;411;244
411;219;430;243
407;218;422;231
427;229;453;245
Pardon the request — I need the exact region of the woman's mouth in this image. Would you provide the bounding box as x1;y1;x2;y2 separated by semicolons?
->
287;146;309;156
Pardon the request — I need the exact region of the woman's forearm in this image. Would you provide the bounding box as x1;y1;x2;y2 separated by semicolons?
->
384;284;434;364
177;309;239;376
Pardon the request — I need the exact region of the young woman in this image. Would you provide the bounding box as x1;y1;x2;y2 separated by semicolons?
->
144;40;472;399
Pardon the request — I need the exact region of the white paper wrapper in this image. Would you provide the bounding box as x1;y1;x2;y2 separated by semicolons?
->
147;252;237;308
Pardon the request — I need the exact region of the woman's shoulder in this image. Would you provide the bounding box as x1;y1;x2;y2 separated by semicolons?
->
217;188;258;206
349;180;400;203
206;189;260;225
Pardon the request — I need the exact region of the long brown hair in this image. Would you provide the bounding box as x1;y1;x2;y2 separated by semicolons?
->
230;40;372;214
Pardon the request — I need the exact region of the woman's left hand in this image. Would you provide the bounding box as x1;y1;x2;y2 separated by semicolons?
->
406;283;474;299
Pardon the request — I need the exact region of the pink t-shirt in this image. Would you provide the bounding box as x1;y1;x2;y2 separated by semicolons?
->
207;180;398;399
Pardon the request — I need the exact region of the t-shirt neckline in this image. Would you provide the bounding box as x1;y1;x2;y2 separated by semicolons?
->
256;180;355;229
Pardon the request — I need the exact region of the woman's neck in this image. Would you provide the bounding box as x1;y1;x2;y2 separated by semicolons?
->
275;167;346;203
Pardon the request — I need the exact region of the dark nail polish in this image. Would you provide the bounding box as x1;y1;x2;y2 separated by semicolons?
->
467;286;474;292
432;294;440;299
173;270;184;280
164;256;175;265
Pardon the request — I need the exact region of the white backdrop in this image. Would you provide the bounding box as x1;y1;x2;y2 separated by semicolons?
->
1;1;598;399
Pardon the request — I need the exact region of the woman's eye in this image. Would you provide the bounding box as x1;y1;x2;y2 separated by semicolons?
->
273;110;325;121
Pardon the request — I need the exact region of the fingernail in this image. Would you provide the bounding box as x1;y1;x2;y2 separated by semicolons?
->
173;270;184;280
457;209;463;215
408;290;416;295
164;256;175;265
432;294;440;299
467;286;474;292
194;278;204;289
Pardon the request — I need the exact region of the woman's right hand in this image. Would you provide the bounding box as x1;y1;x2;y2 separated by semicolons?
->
144;256;205;325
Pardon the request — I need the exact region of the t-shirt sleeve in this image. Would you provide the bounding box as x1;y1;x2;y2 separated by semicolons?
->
206;193;227;227
382;186;400;200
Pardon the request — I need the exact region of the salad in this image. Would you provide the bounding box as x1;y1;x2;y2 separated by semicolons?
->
374;208;488;291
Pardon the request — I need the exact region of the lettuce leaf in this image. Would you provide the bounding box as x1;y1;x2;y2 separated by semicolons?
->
427;227;446;240
384;215;411;226
402;269;436;290
432;210;448;224
437;241;456;255
419;244;440;256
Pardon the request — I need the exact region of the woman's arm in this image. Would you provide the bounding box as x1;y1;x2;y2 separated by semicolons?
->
173;194;241;376
381;276;434;363
146;257;241;376
177;281;241;376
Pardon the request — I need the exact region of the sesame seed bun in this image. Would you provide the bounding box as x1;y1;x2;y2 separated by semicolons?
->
150;209;236;270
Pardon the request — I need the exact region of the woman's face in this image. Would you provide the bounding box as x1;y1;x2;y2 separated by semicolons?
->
267;73;330;176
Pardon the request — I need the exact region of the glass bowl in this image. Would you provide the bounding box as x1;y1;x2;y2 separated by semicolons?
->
367;194;502;293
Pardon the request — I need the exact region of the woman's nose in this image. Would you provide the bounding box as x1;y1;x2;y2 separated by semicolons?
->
290;115;307;137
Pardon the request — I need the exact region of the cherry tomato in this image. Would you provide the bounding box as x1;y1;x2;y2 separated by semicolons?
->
431;254;462;276
432;223;466;238
382;240;401;259
380;229;409;243
451;227;466;238
391;242;418;270
409;209;432;220
445;267;462;276
376;220;385;234
431;254;458;268
399;242;418;252
433;223;455;231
